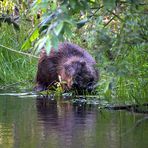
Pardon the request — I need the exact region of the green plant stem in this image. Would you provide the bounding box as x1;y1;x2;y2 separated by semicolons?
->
0;44;39;59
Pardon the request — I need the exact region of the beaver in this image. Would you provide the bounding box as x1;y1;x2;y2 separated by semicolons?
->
35;42;99;93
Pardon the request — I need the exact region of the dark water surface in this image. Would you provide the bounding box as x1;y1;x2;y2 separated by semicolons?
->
0;95;147;148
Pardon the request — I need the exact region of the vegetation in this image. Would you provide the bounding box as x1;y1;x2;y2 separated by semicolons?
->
0;0;37;90
0;0;148;103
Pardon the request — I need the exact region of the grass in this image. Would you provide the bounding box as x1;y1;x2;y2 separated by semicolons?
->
0;21;37;91
0;20;147;104
95;44;148;104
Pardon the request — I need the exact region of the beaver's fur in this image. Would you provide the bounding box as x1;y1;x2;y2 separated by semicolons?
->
35;42;99;93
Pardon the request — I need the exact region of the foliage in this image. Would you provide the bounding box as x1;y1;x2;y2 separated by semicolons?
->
0;0;148;103
0;0;15;15
0;21;37;91
22;0;147;103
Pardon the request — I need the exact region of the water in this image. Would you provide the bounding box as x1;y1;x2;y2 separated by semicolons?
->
0;95;147;148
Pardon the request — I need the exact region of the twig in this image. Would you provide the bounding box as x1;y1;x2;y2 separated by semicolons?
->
108;10;124;21
0;44;39;59
104;16;116;27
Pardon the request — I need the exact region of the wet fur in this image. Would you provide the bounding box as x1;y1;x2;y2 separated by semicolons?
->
35;42;99;92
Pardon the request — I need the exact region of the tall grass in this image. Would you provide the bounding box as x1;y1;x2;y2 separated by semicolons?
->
96;44;148;103
0;19;147;104
115;45;148;103
0;21;37;91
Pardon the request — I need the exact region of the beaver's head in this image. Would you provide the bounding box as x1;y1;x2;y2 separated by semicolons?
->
60;58;98;92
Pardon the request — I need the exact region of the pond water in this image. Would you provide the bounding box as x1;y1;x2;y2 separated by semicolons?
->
0;94;147;148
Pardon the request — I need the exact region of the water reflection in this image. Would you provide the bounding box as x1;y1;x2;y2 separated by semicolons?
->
0;95;147;148
36;97;97;148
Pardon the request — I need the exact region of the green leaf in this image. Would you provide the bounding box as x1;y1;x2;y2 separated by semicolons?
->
30;29;39;42
21;39;31;51
63;22;72;38
77;19;88;29
45;37;52;55
36;37;47;53
54;22;63;36
69;0;76;9
51;35;59;50
103;0;116;10
50;2;57;11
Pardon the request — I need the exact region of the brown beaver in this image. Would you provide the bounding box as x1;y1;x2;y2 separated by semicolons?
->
35;42;99;93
